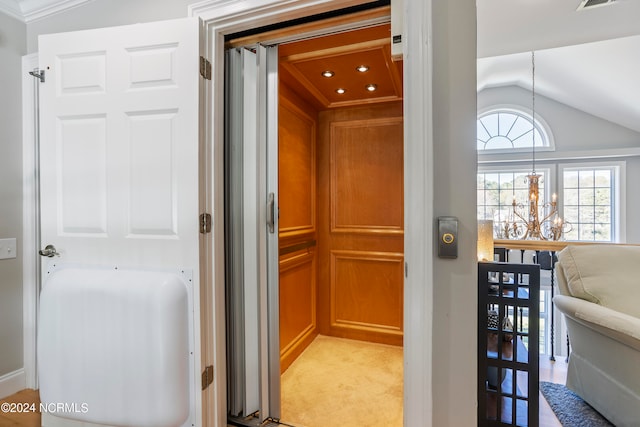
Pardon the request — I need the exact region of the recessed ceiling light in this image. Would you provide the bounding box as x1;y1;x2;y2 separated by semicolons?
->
321;70;335;78
356;65;369;73
336;88;346;94
365;84;378;92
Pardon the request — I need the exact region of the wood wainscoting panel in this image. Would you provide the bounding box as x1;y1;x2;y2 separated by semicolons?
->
330;117;403;235
279;84;317;242
330;250;403;343
278;83;319;372
279;249;318;372
318;102;403;346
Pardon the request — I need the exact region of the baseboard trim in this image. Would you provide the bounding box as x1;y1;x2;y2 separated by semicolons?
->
0;368;26;399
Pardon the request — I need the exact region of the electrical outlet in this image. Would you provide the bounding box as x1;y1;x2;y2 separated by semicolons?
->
0;238;17;260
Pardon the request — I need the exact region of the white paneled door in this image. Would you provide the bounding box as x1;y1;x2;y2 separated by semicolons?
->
37;17;205;427
39;18;202;269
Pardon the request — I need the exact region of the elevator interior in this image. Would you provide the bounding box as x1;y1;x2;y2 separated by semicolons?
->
275;22;405;373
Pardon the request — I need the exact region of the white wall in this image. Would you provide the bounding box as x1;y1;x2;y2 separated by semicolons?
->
625;157;640;241
27;0;193;52
0;12;27;380
431;0;478;425
479;85;640;151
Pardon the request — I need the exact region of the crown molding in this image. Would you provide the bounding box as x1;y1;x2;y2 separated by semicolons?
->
0;0;94;23
22;0;94;22
0;0;24;21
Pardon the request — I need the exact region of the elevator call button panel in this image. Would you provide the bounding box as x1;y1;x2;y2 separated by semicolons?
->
437;216;458;259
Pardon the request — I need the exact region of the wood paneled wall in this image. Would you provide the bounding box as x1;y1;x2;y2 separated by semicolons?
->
278;84;319;372
279;248;316;372
318;102;404;346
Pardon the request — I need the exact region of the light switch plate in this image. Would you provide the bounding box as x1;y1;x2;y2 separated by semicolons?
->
0;238;17;260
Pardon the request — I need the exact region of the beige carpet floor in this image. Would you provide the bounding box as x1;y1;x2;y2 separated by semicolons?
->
280;335;403;427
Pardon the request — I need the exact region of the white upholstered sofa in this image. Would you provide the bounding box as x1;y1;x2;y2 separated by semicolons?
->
554;244;640;426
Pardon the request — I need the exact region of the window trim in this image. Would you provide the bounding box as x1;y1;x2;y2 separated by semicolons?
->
477;105;556;154
558;161;626;243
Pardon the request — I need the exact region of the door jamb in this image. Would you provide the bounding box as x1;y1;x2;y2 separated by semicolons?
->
22;52;40;391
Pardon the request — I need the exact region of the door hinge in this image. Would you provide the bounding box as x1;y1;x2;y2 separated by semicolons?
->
28;69;45;83
201;365;214;390
200;213;212;234
200;56;211;80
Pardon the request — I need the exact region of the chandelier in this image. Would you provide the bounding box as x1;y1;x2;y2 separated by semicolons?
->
502;52;571;241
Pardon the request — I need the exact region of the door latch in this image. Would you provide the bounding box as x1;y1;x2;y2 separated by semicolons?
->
39;244;59;257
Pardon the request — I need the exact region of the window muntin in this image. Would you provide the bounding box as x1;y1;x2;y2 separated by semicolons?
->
561;165;620;242
479;163;623;242
477;109;551;152
477;168;549;237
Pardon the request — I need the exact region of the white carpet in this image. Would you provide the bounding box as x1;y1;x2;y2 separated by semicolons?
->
280;335;403;427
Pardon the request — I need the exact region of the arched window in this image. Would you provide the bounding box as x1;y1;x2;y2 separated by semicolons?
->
477;108;553;152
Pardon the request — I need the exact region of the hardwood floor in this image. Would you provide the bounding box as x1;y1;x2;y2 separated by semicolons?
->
0;356;566;427
539;356;568;427
0;389;40;427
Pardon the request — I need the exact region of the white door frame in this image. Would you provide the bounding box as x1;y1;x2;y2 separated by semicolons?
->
191;0;434;426
22;52;40;391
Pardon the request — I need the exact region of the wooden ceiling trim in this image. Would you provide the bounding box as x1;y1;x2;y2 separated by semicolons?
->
280;38;388;63
326;94;402;109
280;62;332;108
382;44;403;98
225;6;390;49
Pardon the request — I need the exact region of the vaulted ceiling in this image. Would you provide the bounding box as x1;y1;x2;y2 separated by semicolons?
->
478;0;640;133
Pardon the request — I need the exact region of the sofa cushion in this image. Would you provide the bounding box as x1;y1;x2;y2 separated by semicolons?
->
557;244;640;318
